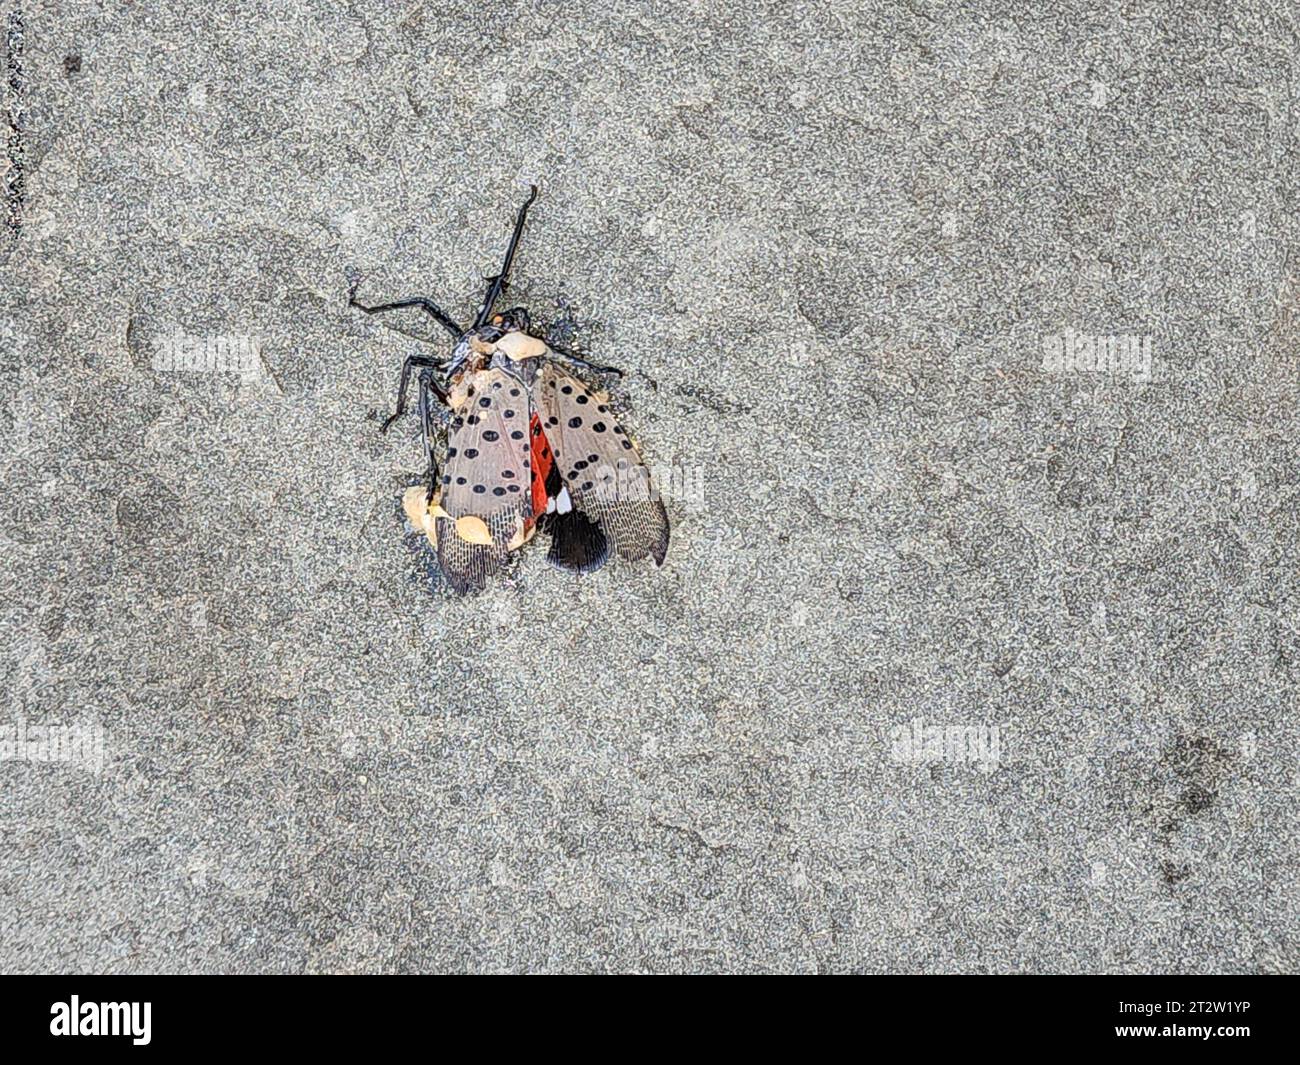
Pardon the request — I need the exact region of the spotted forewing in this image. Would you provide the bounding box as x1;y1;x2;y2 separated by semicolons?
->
435;368;534;592
532;362;669;566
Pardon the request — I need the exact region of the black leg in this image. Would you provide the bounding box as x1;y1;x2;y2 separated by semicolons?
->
350;281;464;340
381;354;444;434
474;185;539;329
548;341;624;377
417;370;444;505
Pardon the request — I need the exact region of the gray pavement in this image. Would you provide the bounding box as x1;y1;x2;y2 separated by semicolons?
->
0;0;1296;973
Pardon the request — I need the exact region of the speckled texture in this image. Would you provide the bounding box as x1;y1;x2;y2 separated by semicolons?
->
1;0;1296;973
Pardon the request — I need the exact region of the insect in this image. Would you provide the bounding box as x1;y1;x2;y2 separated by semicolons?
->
350;186;670;593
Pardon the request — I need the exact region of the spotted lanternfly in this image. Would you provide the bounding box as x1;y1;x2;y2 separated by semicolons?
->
350;186;670;593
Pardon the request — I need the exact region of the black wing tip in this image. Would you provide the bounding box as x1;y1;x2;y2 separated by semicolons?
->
438;560;488;595
439;561;487;594
604;500;670;566
435;516;509;594
652;532;669;567
545;509;611;574
651;503;670;566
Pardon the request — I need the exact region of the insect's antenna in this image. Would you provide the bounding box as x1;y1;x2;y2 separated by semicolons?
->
474;185;539;329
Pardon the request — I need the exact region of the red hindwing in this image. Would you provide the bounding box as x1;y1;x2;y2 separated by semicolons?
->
528;413;555;518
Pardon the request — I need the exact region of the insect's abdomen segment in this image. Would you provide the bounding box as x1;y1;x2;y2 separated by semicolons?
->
529;413;556;517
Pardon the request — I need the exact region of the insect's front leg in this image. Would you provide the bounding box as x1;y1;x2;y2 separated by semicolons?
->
380;353;445;434
473;185;538;328
417;369;450;506
349;278;465;341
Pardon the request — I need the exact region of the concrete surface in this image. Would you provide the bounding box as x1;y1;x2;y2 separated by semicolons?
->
1;0;1296;973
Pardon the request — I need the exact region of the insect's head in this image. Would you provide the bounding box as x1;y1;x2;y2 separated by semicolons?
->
447;334;486;376
488;307;531;335
447;306;543;380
